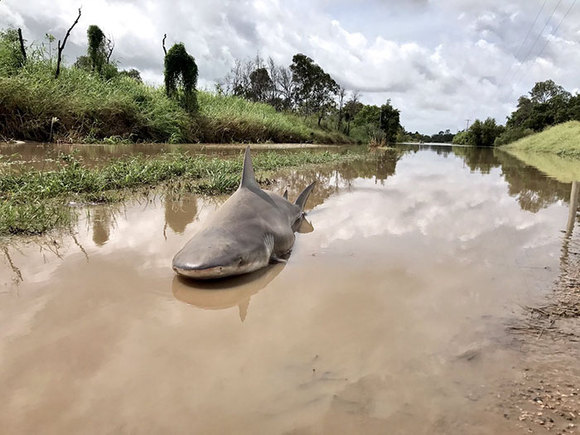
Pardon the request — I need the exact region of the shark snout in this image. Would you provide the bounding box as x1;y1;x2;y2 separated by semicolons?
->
172;255;247;279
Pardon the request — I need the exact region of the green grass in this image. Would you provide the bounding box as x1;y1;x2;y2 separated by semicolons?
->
197;92;347;144
502;121;580;159
0;61;351;145
0;149;364;235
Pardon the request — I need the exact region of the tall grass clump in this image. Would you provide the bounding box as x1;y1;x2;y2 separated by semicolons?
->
0;61;197;143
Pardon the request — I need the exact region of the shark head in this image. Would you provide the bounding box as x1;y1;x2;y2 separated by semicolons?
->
172;227;274;279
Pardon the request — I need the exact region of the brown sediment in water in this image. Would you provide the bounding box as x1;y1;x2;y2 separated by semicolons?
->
505;190;580;433
0;145;578;434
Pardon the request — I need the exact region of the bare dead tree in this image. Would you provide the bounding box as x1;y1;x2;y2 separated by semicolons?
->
17;28;27;64
55;7;82;78
275;66;294;110
105;35;115;63
162;33;167;56
337;85;346;131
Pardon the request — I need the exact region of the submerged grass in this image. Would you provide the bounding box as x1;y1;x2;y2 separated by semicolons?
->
0;149;364;236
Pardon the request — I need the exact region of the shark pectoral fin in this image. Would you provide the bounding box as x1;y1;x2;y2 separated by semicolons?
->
297;216;314;233
238;297;250;322
270;255;288;264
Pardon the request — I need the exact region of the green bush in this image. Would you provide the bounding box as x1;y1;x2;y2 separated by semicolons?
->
452;131;469;145
494;127;533;146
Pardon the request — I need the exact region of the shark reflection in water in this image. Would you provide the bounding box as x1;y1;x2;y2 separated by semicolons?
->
172;262;286;322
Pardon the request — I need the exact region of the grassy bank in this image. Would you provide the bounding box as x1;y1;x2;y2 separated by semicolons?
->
501;121;580;182
0;62;351;145
503;121;580;159
0;149;364;236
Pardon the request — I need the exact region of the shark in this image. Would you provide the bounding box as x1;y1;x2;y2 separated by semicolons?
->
172;146;315;279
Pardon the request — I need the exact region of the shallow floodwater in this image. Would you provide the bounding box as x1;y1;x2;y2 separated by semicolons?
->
0;141;344;171
1;146;577;434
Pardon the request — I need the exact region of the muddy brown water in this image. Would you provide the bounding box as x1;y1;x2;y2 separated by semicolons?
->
0;141;346;171
1;145;577;434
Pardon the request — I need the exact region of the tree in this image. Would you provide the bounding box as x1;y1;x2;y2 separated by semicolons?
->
507;80;572;132
270;61;294;110
529;79;570;104
343;91;362;136
248;67;273;102
467;117;503;147
119;68;142;82
337;86;346;131
55;7;82;78
379;101;401;143
17;28;26;64
87;25;107;73
353;104;382;139
164;43;198;112
290;53;338;125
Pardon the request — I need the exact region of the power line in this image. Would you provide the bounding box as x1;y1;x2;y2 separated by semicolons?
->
501;0;548;86
513;0;548;60
536;0;577;60
514;0;576;90
511;0;564;84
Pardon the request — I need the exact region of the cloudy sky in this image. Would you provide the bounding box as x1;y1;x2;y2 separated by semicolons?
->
1;0;578;133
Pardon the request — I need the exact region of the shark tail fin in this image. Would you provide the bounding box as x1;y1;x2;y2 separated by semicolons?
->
240;146;260;190
283;189;288;200
294;181;316;212
238;297;250;322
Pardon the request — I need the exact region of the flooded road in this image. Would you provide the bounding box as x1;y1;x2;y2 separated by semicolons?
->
0;141;345;171
0;146;576;434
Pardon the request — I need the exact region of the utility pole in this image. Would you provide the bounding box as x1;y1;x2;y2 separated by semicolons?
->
465;119;470;131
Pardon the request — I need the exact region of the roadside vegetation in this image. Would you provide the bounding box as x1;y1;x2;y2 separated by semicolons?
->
0;25;355;144
0;149;365;236
452;80;580;148
503;121;580;159
0;22;406;145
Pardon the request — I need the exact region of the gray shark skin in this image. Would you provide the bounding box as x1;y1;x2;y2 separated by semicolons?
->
172;146;315;279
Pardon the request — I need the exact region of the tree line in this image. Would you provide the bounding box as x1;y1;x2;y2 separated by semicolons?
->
453;79;580;147
218;53;402;143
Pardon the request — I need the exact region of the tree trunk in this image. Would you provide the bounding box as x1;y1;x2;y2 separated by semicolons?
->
17;28;26;65
55;8;82;79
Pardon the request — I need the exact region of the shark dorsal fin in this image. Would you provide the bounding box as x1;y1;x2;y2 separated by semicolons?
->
294;181;316;212
240;146;260;190
283;189;288;200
